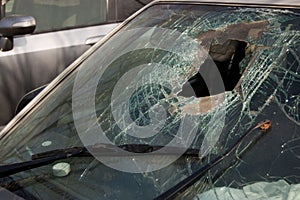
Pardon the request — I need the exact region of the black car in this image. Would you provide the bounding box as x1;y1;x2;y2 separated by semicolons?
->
0;0;299;199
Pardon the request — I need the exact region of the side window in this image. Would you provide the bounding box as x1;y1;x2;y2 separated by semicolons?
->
115;0;153;21
7;0;108;33
4;0;14;14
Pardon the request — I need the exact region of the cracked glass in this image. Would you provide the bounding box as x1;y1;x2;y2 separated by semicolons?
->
0;3;299;200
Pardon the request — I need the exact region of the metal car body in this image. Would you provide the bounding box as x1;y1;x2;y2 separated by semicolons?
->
0;0;151;125
0;0;299;199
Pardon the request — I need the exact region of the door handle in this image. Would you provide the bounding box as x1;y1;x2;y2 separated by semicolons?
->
85;35;105;45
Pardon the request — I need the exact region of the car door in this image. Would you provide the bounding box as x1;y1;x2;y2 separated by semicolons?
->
0;0;150;125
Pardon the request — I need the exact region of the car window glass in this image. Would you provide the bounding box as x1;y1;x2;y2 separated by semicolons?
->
4;0;14;13
115;0;152;21
6;0;107;32
0;4;299;200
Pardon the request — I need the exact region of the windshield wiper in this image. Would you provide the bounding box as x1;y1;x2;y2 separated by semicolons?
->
154;119;272;200
0;120;271;180
0;144;200;178
0;147;86;179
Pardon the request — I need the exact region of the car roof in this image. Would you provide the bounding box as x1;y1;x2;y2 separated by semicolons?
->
156;0;300;7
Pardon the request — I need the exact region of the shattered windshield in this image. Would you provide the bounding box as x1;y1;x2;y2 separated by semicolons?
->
0;3;299;200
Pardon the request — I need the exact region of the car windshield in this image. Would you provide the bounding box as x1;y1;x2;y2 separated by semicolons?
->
0;3;299;199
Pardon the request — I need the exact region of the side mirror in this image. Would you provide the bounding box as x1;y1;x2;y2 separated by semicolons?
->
0;15;36;51
15;84;47;115
0;15;36;36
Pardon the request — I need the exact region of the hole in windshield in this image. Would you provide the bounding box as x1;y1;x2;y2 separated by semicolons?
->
179;39;248;97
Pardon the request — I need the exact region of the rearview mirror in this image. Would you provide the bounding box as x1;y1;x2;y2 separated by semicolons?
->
0;15;36;51
0;15;36;37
